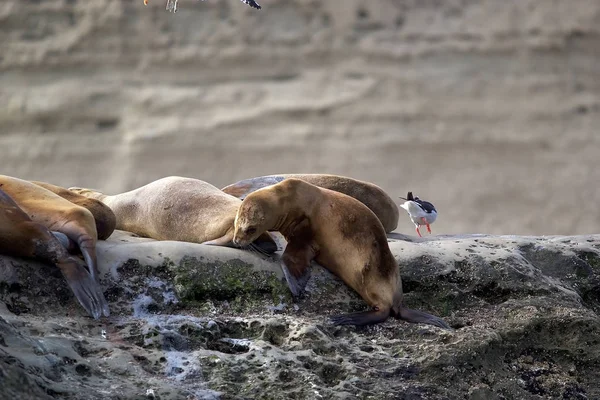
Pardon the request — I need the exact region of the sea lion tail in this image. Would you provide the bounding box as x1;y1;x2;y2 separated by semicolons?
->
396;307;452;330
57;257;110;319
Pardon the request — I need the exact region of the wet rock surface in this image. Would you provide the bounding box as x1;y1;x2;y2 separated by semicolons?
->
1;231;600;399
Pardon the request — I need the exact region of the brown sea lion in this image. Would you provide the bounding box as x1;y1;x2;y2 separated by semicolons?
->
221;174;399;233
231;178;450;328
0;188;109;319
69;176;277;253
0;175;101;281
31;181;117;240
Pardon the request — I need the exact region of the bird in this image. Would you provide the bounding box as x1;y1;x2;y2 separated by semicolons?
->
399;192;437;237
143;0;261;12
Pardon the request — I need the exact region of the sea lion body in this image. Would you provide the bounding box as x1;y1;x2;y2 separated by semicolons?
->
31;181;116;240
0;175;101;281
70;176;277;252
0;188;109;319
222;174;399;233
232;178;450;328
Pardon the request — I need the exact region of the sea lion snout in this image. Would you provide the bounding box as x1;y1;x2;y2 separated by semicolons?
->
232;225;257;247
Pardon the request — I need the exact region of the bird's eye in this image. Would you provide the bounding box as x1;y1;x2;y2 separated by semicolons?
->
246;227;257;235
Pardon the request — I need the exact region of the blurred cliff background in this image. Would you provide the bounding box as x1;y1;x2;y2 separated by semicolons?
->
0;0;598;235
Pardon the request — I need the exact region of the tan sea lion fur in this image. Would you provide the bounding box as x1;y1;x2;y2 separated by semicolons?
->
231;178;450;328
221;174;399;233
0;188;109;319
69;176;277;253
0;175;101;282
31;181;117;240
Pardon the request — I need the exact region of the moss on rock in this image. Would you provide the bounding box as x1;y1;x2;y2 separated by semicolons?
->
172;256;292;308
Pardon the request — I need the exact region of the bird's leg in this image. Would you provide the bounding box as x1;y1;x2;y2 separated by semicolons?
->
421;217;432;234
420;218;432;234
415;225;422;237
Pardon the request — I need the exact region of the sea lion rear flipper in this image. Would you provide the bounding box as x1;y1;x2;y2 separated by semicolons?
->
77;234;98;281
51;231;79;253
329;309;390;326
57;257;110;319
58;221;99;282
222;176;286;200
397;307;452;330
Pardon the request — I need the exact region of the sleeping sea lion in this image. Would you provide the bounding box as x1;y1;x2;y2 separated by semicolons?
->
69;176;277;253
222;173;399;233
31;181;117;240
0;175;101;281
0;188;109;319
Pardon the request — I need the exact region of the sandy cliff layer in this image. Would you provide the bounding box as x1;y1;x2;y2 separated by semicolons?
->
0;0;599;235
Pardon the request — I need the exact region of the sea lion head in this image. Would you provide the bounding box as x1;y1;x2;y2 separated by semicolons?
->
233;191;277;247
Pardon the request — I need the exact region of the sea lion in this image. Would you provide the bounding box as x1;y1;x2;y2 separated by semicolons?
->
0;188;109;319
31;181;117;240
222;174;399;233
69;176;277;253
231;178;450;329
0;175;101;282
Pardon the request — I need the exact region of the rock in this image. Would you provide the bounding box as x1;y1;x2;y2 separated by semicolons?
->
1;231;600;399
1;0;600;236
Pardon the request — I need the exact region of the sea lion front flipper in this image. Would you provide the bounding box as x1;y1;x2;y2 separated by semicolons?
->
280;217;316;296
202;231;234;247
397;307;452;330
57;257;110;319
249;232;279;254
280;257;312;297
329;309;390;326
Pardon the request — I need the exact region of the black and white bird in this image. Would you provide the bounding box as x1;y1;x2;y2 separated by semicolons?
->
144;0;261;12
399;192;437;237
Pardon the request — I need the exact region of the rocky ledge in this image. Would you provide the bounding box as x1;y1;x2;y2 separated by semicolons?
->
1;232;600;399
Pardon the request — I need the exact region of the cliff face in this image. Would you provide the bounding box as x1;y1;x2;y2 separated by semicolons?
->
1;0;599;235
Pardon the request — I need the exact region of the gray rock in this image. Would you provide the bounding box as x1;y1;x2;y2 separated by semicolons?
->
1;231;599;399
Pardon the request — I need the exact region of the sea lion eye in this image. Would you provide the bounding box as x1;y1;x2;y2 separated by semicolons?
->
246;227;257;235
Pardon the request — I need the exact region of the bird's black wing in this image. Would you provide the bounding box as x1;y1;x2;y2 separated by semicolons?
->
241;0;261;9
416;199;436;213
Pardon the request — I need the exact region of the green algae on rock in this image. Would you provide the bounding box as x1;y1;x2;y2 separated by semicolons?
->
173;256;292;307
